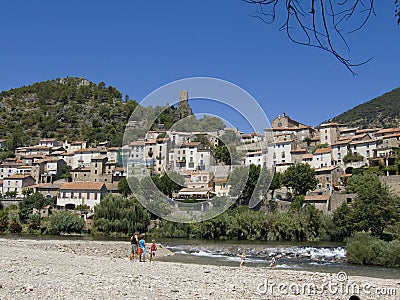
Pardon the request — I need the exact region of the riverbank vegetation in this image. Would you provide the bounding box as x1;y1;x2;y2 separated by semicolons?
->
0;169;399;267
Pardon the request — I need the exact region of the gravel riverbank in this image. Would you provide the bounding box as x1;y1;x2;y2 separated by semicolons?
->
0;238;398;299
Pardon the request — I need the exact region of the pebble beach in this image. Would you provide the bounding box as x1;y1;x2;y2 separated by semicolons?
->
0;238;399;300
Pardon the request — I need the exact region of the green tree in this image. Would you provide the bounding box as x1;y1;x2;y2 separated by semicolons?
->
9;215;22;233
0;210;8;232
269;172;283;199
229;164;260;206
152;172;185;198
19;192;53;223
332;202;355;240
49;211;85;234
347;174;400;237
282;163;318;196
118;178;132;197
93;194;150;235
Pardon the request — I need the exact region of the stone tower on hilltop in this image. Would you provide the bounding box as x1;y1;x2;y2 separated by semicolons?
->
176;90;193;119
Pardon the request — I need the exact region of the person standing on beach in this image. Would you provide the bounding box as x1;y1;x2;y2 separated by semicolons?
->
130;232;139;262
139;234;146;262
240;252;246;267
150;240;157;262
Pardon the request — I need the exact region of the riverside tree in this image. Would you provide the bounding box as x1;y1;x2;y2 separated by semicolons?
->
346;173;400;237
282;163;318;196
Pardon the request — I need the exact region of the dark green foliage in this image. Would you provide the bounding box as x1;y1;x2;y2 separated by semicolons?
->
269;172;283;199
9;215;22;233
152;172;184;198
60;165;72;180
282;163;318;196
347;232;400;267
214;145;231;165
49;211;85;234
346;174;400;237
28;214;41;231
150;206;332;242
229;164;260;205
331;87;400;128
93;194;150;235
118;178;132;197
343;150;364;163
151;220;192;238
290;195;304;212
332;202;355;240
19;192;53;223
0;210;8;232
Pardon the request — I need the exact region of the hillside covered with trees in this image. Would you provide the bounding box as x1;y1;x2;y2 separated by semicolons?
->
329;87;400;128
0;77;139;148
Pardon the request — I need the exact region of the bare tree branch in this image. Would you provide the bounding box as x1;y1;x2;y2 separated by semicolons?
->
244;0;380;74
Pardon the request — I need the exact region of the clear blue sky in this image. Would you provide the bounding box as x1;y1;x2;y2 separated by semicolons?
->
0;1;399;130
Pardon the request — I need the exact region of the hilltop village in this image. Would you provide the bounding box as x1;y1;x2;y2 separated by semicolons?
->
1;91;399;216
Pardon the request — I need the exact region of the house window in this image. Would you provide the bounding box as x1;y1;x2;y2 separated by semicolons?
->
63;192;66;198
94;193;98;200
87;192;90;199
79;192;81;198
282;152;285;158
71;192;74;198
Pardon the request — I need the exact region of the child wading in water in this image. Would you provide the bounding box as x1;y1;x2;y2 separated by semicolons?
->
240;252;246;267
150;240;157;262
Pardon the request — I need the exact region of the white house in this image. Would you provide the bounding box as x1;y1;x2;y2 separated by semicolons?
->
72;148;106;169
244;151;267;167
57;182;108;210
267;140;293;167
3;174;36;197
312;147;332;169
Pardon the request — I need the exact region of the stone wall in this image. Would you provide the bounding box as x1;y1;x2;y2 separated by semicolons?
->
330;192;356;211
379;175;400;196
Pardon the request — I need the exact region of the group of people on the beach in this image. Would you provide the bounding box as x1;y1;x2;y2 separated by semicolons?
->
130;232;157;263
240;251;276;269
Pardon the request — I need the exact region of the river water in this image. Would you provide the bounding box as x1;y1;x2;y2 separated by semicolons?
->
155;239;400;280
3;234;399;279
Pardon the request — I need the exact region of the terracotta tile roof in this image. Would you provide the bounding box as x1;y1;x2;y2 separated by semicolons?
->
22;154;45;159
313;147;331;155
74;148;102;154
302;154;313;159
71;141;86;145
129;141;145;146
376;128;400;135
356;128;381;134
107;147;120;151
5;174;34;179
315;166;338;172
105;182;119;190
60;182;106;191
382;133;400;139
304;195;330;201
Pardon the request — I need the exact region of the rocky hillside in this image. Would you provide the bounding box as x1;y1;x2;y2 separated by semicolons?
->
329;87;400;128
